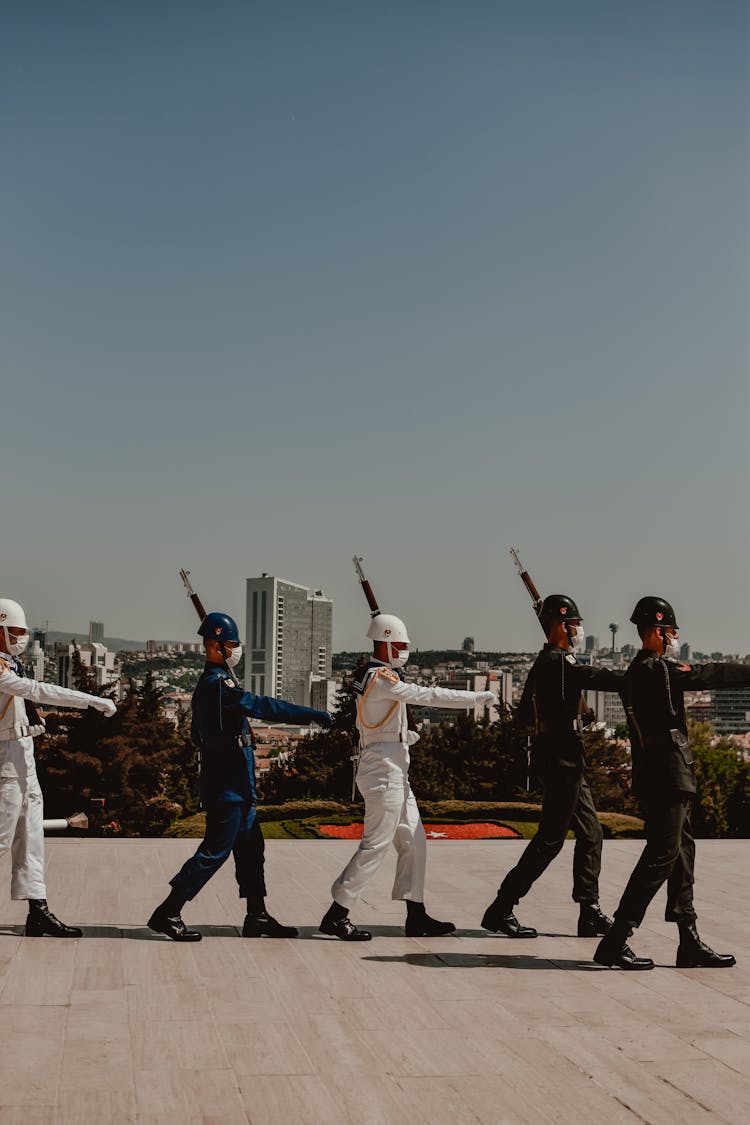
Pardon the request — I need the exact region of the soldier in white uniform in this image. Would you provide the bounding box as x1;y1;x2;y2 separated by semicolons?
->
0;598;116;936
319;613;496;940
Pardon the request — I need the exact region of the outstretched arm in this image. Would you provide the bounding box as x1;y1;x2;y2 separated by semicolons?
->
0;662;115;714
570;665;626;693
675;662;750;691
372;671;494;710
221;681;330;726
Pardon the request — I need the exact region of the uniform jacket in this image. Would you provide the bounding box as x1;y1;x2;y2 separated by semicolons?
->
621;651;750;797
517;645;624;769
192;662;329;804
353;660;488;750
0;656;101;778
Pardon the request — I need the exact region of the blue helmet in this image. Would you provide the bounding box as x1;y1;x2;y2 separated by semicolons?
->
197;612;240;643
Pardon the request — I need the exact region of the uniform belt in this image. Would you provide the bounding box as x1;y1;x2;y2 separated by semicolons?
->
537;721;581;735
361;736;407;745
200;735;253;752
0;725;45;741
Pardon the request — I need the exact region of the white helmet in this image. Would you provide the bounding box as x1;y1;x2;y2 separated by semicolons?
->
366;613;410;644
0;599;27;630
0;598;29;657
366;613;410;669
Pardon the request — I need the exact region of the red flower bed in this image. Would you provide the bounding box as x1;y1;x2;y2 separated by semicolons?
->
319;822;519;840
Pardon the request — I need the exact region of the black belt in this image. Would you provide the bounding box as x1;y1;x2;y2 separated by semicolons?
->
201;735;254;752
536;722;581;735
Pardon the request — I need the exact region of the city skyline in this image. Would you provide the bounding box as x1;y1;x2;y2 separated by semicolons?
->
3;3;748;652
28;584;750;660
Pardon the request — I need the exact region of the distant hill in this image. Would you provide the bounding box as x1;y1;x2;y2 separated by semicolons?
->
44;631;149;652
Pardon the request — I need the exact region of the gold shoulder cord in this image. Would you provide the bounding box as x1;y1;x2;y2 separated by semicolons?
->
357;670;400;731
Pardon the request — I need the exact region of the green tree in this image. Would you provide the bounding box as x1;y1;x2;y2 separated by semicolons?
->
582;728;636;814
406;706;527;802
689;721;750;838
36;673;198;835
259;666;362;803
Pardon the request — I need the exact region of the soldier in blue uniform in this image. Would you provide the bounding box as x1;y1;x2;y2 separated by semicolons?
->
148;611;331;942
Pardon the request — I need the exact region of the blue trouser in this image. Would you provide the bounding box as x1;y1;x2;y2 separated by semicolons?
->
169;800;266;901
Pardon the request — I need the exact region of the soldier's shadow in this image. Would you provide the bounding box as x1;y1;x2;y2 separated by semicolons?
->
460;927;574;939
362;952;601;971
0;924;241;940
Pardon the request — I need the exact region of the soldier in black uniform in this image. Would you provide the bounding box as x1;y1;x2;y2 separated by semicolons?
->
481;595;624;939
594;596;750;971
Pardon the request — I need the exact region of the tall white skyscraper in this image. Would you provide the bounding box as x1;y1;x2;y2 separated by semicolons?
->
245;575;333;708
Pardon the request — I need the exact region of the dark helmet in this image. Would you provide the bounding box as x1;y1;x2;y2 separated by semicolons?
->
197;612;240;643
539;594;582;630
629;596;678;630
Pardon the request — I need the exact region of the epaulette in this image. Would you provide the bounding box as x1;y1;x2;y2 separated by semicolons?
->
352;664;399;695
0;658;9;673
375;667;400;685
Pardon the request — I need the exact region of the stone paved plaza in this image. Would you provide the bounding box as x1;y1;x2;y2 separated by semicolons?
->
0;837;748;1124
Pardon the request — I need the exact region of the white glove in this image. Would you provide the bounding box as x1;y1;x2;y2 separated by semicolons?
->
92;698;117;718
479;692;496;708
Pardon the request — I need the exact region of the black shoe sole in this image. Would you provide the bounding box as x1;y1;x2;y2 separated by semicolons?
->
593;953;654;970
318;925;372;941
24;925;82;938
676;956;736;968
405;925;456;937
147;913;202;942
147;924;202;942
243;927;299;938
482;923;537;938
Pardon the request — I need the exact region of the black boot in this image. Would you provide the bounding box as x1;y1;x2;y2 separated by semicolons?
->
319;901;372;941
594;920;653;970
25;899;82;938
404;901;456;937
577;902;613;937
147;892;202;943
481;895;537;938
243;911;298;938
676;922;735;968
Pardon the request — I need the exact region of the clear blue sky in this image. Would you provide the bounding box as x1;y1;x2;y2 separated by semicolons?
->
3;1;749;653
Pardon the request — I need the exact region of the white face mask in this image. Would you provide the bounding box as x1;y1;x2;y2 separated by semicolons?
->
388;645;409;669
568;625;585;653
224;644;242;668
3;628;28;657
663;633;679;658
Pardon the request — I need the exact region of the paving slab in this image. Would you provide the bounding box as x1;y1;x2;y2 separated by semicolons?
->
0;837;747;1124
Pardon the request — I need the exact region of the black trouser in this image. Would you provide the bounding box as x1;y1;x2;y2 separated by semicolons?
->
613;793;696;929
170;799;266;902
497;759;603;909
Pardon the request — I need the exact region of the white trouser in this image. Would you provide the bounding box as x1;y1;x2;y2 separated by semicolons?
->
331;744;427;909
0;773;46;900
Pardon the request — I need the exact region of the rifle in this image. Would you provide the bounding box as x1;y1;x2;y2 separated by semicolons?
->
350;555;385;801
352;555;380;618
510;547;544;628
179;569;207;623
